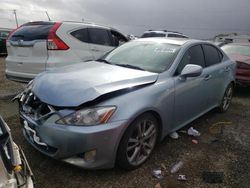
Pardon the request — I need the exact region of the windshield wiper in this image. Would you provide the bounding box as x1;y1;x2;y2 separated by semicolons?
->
96;59;112;64
114;64;146;71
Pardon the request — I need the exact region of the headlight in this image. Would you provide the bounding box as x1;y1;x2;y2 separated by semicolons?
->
56;106;116;126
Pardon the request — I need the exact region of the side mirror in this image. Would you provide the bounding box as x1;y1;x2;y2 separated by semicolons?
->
180;64;203;78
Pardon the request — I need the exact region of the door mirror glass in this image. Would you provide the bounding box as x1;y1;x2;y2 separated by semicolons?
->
180;64;203;78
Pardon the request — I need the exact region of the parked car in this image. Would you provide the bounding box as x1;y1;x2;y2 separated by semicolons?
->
0;28;11;55
141;30;188;39
221;43;250;86
0;115;34;188
15;38;235;170
5;21;128;83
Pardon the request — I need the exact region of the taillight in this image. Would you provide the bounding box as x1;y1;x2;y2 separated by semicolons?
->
47;22;69;50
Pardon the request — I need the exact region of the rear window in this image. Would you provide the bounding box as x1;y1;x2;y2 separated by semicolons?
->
141;32;166;38
9;23;54;41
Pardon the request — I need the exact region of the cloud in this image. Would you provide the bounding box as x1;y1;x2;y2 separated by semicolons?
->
0;0;249;39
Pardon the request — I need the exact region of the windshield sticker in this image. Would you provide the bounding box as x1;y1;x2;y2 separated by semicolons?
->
154;47;176;53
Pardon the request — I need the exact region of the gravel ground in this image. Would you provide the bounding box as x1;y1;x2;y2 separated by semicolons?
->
0;57;250;188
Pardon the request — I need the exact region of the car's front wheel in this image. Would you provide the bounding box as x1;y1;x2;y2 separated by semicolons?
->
217;83;234;113
117;113;159;170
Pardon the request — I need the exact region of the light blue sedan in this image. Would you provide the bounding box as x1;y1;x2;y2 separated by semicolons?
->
17;38;236;170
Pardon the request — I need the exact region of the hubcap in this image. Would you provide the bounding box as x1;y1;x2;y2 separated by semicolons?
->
126;120;157;166
222;86;233;111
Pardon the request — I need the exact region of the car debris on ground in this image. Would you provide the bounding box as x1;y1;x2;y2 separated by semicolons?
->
170;161;184;174
152;169;164;179
187;127;201;137
169;131;179;139
177;174;187;181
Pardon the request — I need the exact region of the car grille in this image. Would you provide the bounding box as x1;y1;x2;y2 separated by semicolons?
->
20;90;56;123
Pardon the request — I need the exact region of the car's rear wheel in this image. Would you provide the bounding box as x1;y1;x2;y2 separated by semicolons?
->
217;83;233;113
117;113;159;170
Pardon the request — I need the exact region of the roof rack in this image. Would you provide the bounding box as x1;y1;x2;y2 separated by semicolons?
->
147;29;183;34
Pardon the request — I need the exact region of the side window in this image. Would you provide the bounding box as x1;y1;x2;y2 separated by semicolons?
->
71;28;89;43
110;30;128;47
88;28;112;46
202;45;221;67
168;34;176;38
176;45;205;75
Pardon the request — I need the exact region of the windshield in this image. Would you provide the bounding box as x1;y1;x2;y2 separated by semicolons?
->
103;41;181;73
222;44;250;57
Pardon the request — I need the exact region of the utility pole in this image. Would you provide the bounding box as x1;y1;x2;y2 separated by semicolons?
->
45;11;51;21
13;9;18;27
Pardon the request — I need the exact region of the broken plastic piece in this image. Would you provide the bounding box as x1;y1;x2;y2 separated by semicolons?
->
155;183;162;188
177;174;187;181
169;131;179;139
192;139;198;144
179;130;187;134
152;169;163;179
161;163;167;171
188;127;200;137
170;161;184;174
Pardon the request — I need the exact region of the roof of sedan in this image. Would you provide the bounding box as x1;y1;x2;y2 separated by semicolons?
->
135;37;196;45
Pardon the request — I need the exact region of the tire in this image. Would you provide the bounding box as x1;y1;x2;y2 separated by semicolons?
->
117;113;159;170
217;83;234;113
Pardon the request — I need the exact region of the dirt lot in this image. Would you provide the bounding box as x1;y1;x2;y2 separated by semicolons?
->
0;57;250;188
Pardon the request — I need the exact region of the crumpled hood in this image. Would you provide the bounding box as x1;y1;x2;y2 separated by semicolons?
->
32;61;158;107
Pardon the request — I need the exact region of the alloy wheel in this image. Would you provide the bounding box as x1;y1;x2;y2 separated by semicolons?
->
222;86;233;111
126;120;157;166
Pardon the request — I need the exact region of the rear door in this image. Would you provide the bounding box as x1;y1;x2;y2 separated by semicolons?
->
87;27;114;59
70;28;94;61
201;44;228;108
6;22;53;75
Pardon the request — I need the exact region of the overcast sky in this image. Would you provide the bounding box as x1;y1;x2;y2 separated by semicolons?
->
0;0;249;39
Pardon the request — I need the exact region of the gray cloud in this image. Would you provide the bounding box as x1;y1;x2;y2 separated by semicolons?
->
0;0;249;39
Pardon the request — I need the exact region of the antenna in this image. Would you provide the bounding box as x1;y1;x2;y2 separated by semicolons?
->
13;9;18;27
45;11;51;21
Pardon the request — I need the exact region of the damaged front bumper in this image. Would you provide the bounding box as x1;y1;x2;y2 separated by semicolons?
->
16;89;128;169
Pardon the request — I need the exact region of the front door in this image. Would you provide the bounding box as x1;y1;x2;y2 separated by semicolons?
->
173;45;207;130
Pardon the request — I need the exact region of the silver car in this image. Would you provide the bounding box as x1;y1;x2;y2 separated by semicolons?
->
17;38;236;170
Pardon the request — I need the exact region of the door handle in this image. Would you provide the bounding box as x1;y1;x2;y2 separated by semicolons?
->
91;48;100;52
224;67;230;72
204;74;212;81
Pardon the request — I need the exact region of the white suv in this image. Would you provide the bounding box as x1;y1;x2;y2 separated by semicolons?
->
5;21;128;82
141;30;188;39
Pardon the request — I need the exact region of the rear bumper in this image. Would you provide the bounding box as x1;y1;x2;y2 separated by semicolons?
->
5;70;35;83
